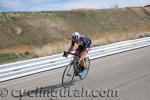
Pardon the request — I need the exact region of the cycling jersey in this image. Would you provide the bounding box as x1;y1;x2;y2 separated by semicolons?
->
71;35;91;52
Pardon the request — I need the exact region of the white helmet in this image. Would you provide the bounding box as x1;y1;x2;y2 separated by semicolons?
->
72;32;80;42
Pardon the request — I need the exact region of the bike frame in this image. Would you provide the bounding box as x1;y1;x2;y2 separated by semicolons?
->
62;51;90;88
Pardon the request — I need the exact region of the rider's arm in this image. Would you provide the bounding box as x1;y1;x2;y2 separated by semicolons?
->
67;41;75;53
64;41;75;57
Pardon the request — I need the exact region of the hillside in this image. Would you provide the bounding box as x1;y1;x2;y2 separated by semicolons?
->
0;6;150;63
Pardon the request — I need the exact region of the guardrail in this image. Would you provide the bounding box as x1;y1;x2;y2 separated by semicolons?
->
0;37;150;82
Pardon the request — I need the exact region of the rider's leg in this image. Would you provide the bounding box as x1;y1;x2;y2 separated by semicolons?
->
79;49;88;70
80;59;85;71
76;46;88;72
79;47;90;70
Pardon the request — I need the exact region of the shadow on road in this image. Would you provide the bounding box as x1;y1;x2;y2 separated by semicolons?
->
19;78;81;98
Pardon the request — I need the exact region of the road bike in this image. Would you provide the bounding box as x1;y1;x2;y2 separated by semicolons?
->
62;51;90;88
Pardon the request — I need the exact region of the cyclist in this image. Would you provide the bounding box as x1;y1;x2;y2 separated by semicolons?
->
63;32;91;77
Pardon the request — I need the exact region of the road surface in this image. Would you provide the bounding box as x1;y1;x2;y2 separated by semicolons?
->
0;46;150;100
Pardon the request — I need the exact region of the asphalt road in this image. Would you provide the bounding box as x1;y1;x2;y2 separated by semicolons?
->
0;46;150;100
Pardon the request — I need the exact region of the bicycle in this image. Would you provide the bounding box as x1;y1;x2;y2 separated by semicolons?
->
62;51;90;88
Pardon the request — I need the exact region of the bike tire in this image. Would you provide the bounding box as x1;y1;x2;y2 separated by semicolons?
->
62;64;75;88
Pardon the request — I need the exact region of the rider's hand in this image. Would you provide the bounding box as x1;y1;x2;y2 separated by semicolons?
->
63;51;68;58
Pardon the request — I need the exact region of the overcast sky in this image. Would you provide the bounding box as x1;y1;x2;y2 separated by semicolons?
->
0;0;150;12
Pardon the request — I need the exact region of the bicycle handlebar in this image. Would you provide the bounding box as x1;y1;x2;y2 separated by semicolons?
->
63;51;78;56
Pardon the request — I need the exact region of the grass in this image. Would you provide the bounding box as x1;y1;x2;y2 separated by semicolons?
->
0;53;17;63
0;30;150;64
0;6;150;63
0;53;33;64
31;30;150;57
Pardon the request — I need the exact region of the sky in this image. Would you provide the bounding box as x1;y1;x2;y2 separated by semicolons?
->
0;0;150;12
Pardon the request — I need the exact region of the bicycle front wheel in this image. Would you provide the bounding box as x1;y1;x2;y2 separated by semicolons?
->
62;64;75;88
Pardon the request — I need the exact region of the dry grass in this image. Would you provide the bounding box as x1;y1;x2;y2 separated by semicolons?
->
91;24;150;46
0;30;149;63
91;31;150;47
32;40;70;57
32;30;150;57
0;6;150;63
1;29;150;58
0;24;150;58
0;45;33;54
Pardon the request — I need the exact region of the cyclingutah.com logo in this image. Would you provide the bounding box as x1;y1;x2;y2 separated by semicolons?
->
0;88;9;97
0;86;119;100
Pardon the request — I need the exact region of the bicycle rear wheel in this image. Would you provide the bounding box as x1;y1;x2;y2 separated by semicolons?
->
62;64;75;88
80;58;90;80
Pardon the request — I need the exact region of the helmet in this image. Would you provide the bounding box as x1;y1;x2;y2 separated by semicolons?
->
72;32;80;42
